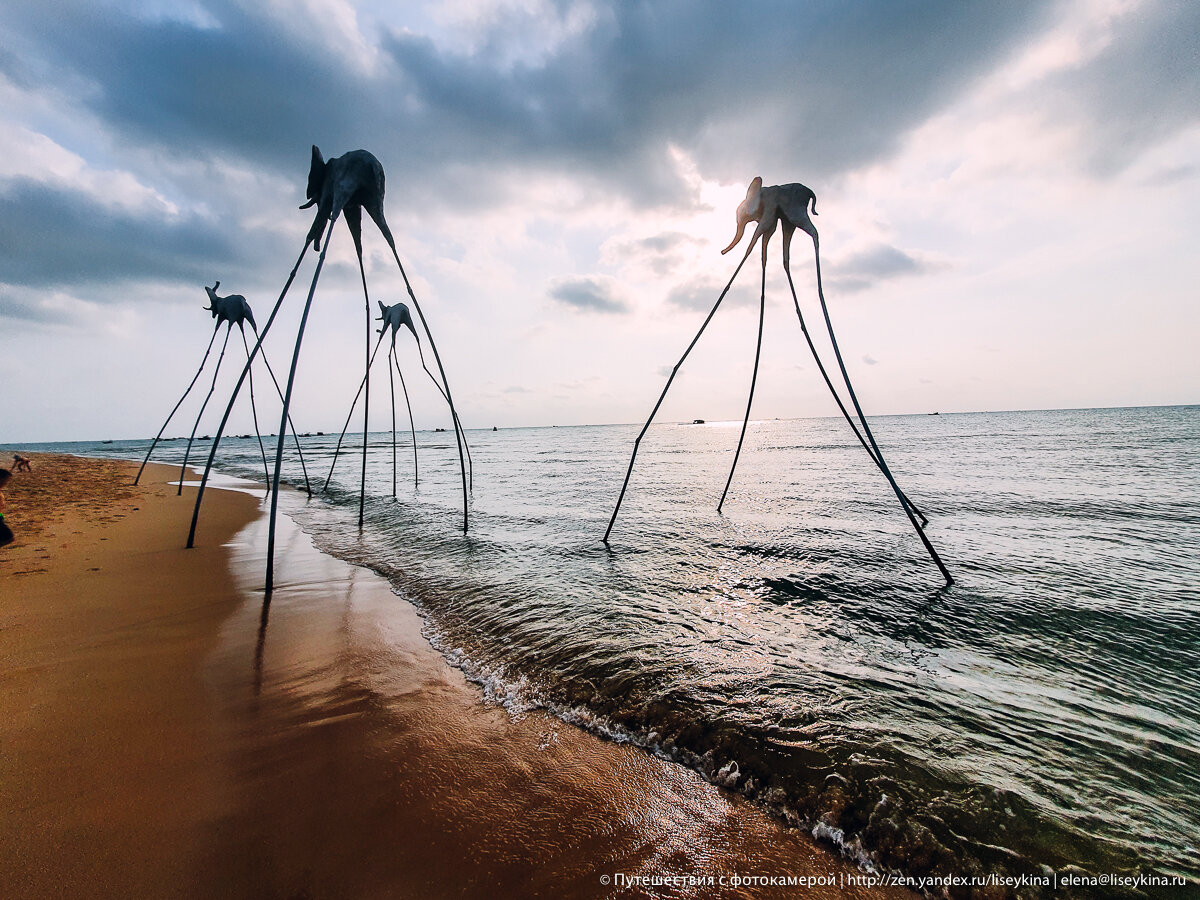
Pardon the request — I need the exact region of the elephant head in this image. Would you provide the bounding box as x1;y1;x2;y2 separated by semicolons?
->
204;281;256;331
376;300;417;343
299;145;394;255
722;177;819;263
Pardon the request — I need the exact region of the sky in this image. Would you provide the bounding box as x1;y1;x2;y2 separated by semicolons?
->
1;0;1197;442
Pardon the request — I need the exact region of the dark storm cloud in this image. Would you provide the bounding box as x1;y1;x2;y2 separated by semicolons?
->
6;1;1057;209
1049;1;1200;176
548;276;629;313
0;177;242;290
828;243;934;293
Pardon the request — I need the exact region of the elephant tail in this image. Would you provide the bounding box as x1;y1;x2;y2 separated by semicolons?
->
809;188;818;216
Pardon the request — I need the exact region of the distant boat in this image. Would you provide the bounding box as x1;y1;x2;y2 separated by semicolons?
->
928;412;940;416
316;431;325;436
101;439;113;444
435;427;446;432
493;426;498;431
692;419;706;425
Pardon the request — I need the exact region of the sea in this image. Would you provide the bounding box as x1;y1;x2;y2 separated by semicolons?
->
11;404;1199;896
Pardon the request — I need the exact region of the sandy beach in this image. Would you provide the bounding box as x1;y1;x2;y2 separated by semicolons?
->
1;454;911;899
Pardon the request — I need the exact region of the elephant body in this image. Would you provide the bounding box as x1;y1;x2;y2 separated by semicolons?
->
204;283;256;330
302;146;392;254
723;177;819;264
377;300;416;342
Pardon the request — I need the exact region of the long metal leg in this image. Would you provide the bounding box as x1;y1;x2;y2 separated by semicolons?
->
412;339;473;489
393;343;419;487
810;237;953;585
257;338;312;496
385;242;469;531
356;250;371;527
178;326;232;495
604;244;755;544
783;265;926;526
322;334;386;492
718;253;768;512
266;216;339;593
241;327;272;494
388;344;397;498
188;245;309;549
135;324;218;486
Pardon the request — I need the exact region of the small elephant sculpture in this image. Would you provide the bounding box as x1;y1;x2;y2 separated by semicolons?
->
204;281;256;331
722;176;819;267
376;299;417;341
300;145;393;255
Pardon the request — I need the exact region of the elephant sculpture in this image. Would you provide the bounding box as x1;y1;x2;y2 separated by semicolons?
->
134;282;311;498
604;176;953;585
204;281;256;331
187;147;469;594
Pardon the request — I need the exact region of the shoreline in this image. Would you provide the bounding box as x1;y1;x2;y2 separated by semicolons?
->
2;453;910;898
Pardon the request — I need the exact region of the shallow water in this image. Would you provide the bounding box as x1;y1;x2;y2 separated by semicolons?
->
27;404;1200;894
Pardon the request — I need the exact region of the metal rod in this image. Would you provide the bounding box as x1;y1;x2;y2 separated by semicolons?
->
257;338;312;496
603;244;754;544
322;334;386;492
266;215;339;593
718;251;768;512
178;326;231;495
809;237;952;585
135;324;218;486
413;339;473;489
386;243;469;530
783;265;926;526
389;337;397;497
188;245;309;549
393;343;419;487
356;250;371;527
240;327;272;495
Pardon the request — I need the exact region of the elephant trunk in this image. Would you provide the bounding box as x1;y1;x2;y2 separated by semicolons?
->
721;217;749;255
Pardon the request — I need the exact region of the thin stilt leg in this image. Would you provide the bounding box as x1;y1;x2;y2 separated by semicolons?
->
135;324;219;485
323;334;386;491
266;216;340;593
718;253;768;512
783;265;927;526
389;344;397;498
189;245;309;549
386;243;469;530
178;326;232;495
810;238;952;585
604;244;755;544
393;343;419;487
413;342;472;489
257;338;312;496
356;252;371;527
241;327;272;494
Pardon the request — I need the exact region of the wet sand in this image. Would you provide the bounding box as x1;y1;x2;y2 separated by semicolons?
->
1;454;910;899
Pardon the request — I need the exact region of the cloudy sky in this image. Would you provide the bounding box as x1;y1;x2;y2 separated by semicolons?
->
2;0;1197;442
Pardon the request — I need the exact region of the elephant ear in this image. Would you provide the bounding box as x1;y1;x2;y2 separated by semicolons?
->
722;176;764;254
301;145;326;209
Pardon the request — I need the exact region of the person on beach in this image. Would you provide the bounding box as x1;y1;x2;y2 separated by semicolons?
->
0;468;13;547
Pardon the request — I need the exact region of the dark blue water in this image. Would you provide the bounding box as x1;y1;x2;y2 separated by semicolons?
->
18;405;1200;894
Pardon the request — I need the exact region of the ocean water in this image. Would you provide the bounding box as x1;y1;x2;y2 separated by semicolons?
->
17;405;1200;895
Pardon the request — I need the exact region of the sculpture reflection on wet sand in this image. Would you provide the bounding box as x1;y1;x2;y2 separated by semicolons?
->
186;146;469;593
322;300;473;504
604;177;953;585
134;282;311;498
